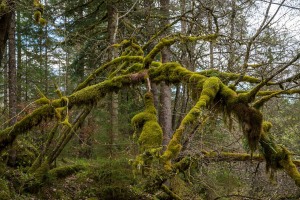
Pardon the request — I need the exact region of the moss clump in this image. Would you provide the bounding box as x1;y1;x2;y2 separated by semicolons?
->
131;92;162;152
39;18;47;26
197;77;220;107
131;92;163;176
34;11;41;23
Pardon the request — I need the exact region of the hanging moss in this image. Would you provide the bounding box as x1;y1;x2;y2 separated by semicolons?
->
232;103;262;153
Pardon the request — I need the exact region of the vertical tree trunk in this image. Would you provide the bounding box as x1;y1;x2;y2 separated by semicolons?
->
159;0;172;146
8;8;17;166
8;10;17;126
0;9;11;65
16;10;22;102
3;48;8;122
107;3;118;155
44;0;48;94
228;0;236;72
25;35;28;101
208;9;214;69
143;0;160;109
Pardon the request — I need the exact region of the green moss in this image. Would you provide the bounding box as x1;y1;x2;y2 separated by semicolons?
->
233;104;262;152
0;1;8;14
75;56;144;91
161;184;183;200
262;121;272;132
197;77;220;107
279;147;300;187
161;127;183;170
259;122;300;186
144;37;177;69
39;18;47;26
122;63;143;74
198;70;260;84
0;105;55;150
34;11;41;23
131;92;162;152
138;120;162;151
131;92;163;175
48;165;85;180
35;97;50;105
0;177;10;200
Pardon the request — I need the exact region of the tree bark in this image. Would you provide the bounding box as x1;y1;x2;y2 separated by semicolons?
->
8;7;17;166
159;0;172;146
228;0;236;72
0;9;11;65
107;3;119;155
16;10;22;102
8;9;17;126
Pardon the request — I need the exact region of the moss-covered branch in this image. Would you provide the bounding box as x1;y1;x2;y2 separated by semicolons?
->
260;121;300;187
0;105;55;150
198;69;261;83
75;56;144;91
161;184;183;200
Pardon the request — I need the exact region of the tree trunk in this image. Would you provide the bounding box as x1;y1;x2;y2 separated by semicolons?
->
16;10;22;103
208;9;214;69
159;0;172;146
0;9;11;65
8;8;17;166
8;9;17;126
228;0;236;72
44;0;49;94
107;3;118;155
3;48;8;125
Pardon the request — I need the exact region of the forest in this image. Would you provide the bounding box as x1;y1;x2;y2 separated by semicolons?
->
0;0;300;199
